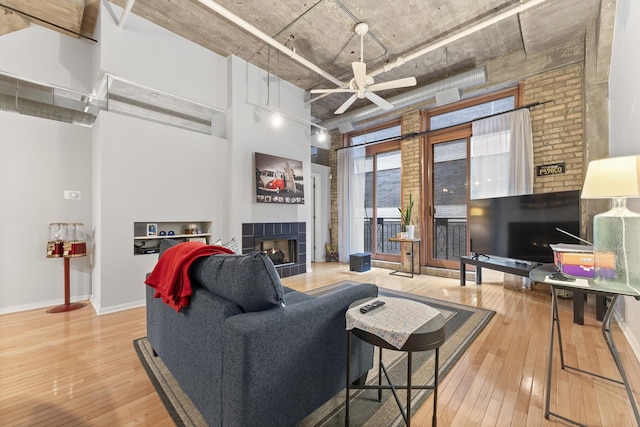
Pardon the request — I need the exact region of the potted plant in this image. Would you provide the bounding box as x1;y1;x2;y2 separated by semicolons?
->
398;193;415;238
325;242;339;262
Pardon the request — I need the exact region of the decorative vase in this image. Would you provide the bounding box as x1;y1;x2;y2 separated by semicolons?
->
406;225;415;239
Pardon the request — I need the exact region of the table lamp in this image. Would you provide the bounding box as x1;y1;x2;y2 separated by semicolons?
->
581;155;640;293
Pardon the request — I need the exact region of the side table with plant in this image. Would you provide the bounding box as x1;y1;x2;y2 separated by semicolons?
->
398;193;416;239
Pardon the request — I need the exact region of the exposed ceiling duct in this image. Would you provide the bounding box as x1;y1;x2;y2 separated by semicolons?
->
0;73;97;126
320;67;487;131
0;93;96;126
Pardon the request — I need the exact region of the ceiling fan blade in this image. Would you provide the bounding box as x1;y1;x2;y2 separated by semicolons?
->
310;88;355;94
367;77;417;92
352;61;367;87
334;94;359;114
364;91;394;110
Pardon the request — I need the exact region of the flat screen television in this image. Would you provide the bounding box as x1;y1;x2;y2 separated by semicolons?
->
469;190;581;264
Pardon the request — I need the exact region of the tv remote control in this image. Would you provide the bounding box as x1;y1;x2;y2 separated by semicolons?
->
360;300;385;314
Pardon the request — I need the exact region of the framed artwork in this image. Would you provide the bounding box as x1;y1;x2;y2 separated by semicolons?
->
255;152;304;204
147;223;158;236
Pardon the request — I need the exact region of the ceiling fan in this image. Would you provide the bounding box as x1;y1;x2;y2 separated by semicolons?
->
310;22;417;114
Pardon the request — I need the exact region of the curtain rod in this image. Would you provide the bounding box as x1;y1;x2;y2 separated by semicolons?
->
335;100;551;152
0;2;98;43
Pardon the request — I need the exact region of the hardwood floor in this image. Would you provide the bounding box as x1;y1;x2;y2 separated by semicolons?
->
1;263;639;426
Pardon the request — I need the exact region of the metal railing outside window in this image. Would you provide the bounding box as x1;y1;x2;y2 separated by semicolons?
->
364;218;402;255
433;218;467;260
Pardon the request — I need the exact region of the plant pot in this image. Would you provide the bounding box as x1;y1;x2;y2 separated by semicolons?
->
406;225;415;239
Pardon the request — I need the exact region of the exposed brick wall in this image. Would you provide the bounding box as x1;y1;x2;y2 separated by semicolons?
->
328;133;340;252
399;112;422;272
524;63;585;193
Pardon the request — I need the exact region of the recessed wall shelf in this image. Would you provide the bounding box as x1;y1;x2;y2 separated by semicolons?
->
133;221;212;255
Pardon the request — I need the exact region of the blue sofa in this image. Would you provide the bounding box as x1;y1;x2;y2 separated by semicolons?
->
146;240;377;426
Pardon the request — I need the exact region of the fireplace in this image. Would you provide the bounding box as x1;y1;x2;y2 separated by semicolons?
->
242;222;306;278
254;236;297;266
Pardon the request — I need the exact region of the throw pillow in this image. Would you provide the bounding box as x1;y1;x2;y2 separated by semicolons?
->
223;237;241;254
192;251;285;312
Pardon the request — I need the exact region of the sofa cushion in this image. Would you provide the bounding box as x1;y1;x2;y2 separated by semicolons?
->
159;238;181;257
192;251;285;312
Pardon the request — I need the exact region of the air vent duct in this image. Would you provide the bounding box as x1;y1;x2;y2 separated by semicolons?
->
0;73;97;127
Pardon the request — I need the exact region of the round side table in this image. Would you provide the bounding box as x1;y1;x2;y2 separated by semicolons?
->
345;297;446;426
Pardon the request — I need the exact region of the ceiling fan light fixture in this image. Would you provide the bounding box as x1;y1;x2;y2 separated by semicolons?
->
310;21;417;115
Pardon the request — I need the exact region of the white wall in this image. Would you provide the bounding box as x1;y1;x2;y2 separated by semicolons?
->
91;112;228;313
0;3;312;313
609;0;640;359
0;24;93;93
100;2;227;110
90;2;231;314
0;112;92;313
311;163;331;262
227;56;313;271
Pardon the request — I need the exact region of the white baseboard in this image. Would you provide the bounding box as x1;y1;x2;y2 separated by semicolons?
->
616;312;640;363
0;294;91;315
93;299;146;315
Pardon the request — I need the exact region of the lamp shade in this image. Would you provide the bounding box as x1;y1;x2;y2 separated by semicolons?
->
581;155;640;199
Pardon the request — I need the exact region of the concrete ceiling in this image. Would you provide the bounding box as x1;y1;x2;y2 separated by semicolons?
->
1;0;604;122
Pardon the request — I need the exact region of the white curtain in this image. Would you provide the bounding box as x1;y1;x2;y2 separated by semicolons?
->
470;108;534;199
338;146;366;263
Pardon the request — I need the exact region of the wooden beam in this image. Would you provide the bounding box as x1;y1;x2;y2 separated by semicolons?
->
0;1;29;36
0;0;100;39
79;0;99;38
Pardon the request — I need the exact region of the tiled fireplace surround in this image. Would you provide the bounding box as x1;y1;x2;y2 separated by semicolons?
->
242;222;306;278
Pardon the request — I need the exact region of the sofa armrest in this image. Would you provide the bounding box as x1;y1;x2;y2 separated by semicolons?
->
146;285;242;426
221;283;378;427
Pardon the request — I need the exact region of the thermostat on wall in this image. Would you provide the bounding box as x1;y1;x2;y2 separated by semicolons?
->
64;190;81;200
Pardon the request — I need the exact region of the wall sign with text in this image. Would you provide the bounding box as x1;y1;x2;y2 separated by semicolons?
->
536;162;566;177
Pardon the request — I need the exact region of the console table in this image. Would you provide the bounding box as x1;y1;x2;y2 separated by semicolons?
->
530;264;640;426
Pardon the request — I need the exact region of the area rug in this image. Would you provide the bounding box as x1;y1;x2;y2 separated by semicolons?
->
134;281;494;426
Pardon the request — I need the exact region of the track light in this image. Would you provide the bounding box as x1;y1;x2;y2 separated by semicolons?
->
317;129;327;142
270;110;283;128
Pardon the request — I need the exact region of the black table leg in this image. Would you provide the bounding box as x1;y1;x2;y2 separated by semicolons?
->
572;290;585;325
345;332;351;426
433;347;439;427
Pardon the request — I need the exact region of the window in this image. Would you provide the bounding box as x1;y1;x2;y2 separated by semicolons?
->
347;123;402;260
424;88;520;269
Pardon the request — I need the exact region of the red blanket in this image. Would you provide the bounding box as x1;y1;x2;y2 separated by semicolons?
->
145;242;235;312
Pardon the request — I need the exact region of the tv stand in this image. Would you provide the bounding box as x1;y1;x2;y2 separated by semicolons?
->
460;255;540;286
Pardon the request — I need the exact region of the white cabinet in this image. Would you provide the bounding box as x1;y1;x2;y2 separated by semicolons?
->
133;221;212;255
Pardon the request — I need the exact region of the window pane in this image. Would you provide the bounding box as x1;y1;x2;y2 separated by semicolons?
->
430;96;515;130
351;125;401;146
375;150;402;255
364;149;402;256
432;139;467;261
